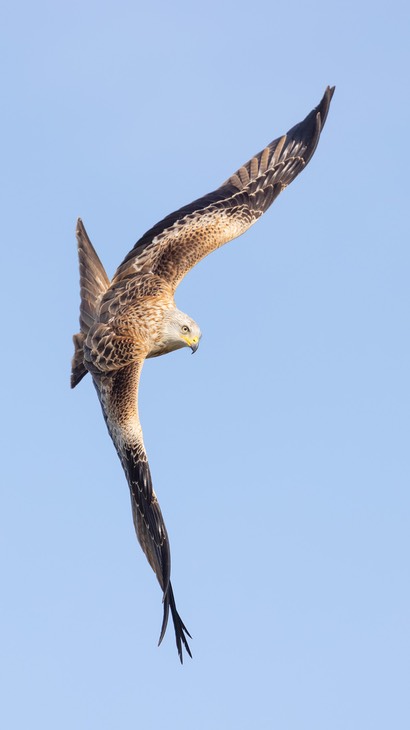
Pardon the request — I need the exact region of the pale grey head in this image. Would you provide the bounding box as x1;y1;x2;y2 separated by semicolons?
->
148;308;202;358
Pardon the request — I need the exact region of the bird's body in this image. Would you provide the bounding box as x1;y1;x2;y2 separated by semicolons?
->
72;86;334;662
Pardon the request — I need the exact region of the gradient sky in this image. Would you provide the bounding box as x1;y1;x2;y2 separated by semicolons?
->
2;1;409;728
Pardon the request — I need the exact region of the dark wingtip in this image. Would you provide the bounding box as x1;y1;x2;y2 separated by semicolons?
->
70;365;87;389
158;583;192;664
76;217;89;245
71;333;88;389
285;85;335;170
317;85;336;129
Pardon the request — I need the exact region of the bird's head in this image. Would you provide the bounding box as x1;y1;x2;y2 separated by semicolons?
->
162;309;202;354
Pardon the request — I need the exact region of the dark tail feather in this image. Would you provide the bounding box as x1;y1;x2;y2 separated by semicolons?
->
158;582;192;663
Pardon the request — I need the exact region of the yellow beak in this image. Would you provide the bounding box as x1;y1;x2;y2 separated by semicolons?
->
182;335;200;353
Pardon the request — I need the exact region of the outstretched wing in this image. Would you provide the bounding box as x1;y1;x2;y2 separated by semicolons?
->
113;86;334;291
94;362;192;662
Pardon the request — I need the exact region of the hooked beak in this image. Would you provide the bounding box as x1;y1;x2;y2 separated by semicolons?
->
182;335;200;354
190;338;199;354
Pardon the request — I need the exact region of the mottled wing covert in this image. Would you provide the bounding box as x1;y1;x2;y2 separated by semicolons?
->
113;86;334;291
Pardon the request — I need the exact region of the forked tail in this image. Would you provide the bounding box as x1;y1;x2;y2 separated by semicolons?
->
159;582;192;663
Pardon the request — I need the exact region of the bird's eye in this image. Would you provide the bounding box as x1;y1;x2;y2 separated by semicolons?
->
181;325;190;334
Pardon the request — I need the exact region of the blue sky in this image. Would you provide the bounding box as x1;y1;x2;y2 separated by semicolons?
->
1;1;409;728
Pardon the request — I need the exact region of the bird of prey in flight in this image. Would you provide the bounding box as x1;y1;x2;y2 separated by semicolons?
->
71;86;334;662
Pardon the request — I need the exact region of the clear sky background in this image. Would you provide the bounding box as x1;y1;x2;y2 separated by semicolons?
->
1;1;409;728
